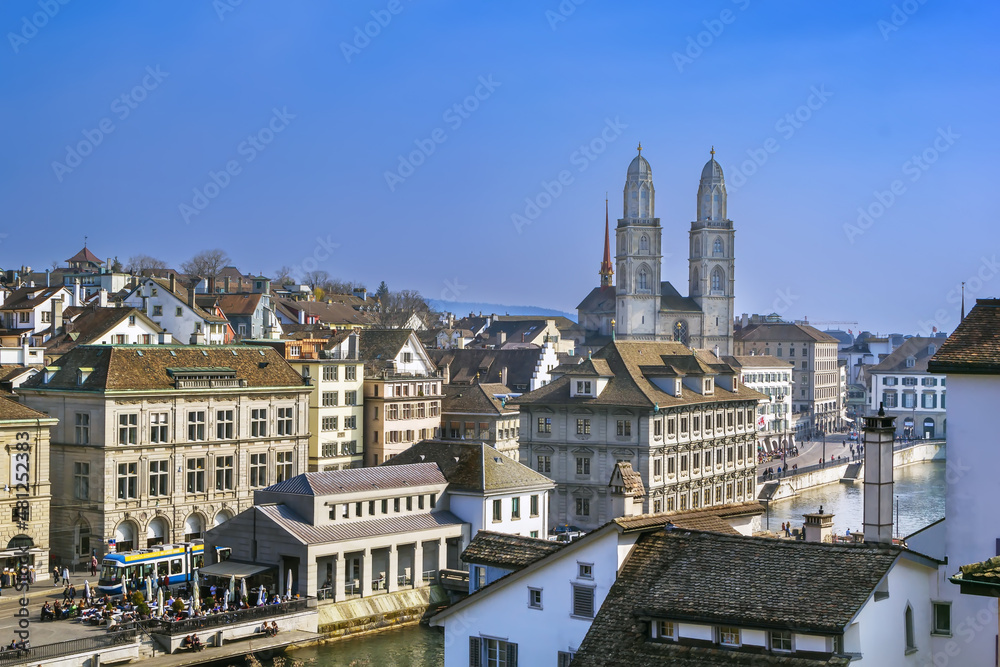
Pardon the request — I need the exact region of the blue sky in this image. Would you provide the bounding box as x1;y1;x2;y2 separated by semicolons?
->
2;0;996;335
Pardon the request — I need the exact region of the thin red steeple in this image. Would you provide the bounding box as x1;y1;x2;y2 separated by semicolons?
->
600;197;613;287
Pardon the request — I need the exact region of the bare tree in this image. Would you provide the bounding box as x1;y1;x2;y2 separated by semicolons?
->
375;288;431;328
180;249;230;279
272;265;295;286
327;279;367;295
127;254;167;273
300;269;330;289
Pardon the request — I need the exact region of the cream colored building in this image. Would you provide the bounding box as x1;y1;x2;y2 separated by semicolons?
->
0;397;55;579
19;345;311;565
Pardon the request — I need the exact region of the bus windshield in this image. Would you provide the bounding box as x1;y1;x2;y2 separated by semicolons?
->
99;561;121;585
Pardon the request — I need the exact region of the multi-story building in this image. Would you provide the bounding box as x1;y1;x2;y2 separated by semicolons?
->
248;332;365;471
517;340;763;531
734;321;843;437
429;344;561;393
122;276;230;345
440;383;521;460
360;330;442;465
18;345;311;565
869;337;947;439
724;355;794;453
0;397;56;579
0;284;73;337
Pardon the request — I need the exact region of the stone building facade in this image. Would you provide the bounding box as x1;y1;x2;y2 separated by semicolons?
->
19;345;311;565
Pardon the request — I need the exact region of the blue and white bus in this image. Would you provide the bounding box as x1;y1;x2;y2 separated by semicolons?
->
97;540;205;597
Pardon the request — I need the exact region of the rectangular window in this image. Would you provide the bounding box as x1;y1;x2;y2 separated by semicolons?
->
345;416;357;429
152;305;163;316
770;630;792;652
215;455;234;490
654;420;662;437
572;584;595;618
149;460;169;497
118;413;138;445
186;457;206;493
251;408;268;437
575;498;590;516
667;457;675;474
616;420;631;436
530;494;539;517
250;452;267;487
117;462;138;499
215;410;233;440
576;457;590;475
322;391;338;407
576;418;591;435
578;562;593;579
528;587;542;609
322;365;338;381
187;411;206;441
511;497;521;520
73;462;89;500
75;413;90;445
345;366;357;381
680;455;688;472
148;412;169;443
576;380;592;394
276;451;293;482
322;416;337;431
344;390;357;406
537;455;551;473
537;417;551;433
719;626;740;647
277;407;294;436
933;602;952;636
176;307;183;317
653;459;662;477
492;499;502;522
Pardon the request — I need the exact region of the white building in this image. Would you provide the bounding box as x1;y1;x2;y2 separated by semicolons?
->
0;285;73;337
724;354;795;453
869;337;947;439
122;276;229;345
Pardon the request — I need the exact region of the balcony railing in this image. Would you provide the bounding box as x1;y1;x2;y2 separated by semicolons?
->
0;630;137;666
156;598;310;636
175;378;247;389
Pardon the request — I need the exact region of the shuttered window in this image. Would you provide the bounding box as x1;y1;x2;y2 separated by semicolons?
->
469;637;481;667
572;584;595;618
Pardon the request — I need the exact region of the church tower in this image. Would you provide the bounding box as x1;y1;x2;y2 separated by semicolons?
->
599;198;613;288
688;148;735;355
616;144;662;338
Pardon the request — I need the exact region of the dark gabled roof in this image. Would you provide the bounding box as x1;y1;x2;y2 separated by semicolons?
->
428;347;545;388
928;299;1000;374
442;383;518;416
0;396;52;422
274;297;375;327
613;502;765;535
262;463;446;496
0;366;37;384
574;530;902;664
723;355;794;370
461;531;564;569
577;285;617;313
20;345;306;392
575;641;849;666
66;247;103;264
200;293;263;318
43;307;158;356
382;440;554;493
0;285;68;312
660;281;703;313
869;337;941;374
610;461;645;498
513;340;764;409
735;323;839;344
256;503;464;545
359;328;414;365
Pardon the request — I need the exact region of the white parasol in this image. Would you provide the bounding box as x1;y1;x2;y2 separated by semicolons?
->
192;576;200;611
145;576;152;601
285;568;292;598
240;576;247;603
228;574;236;602
257;585;266;606
157;586;164;614
84;580;91;601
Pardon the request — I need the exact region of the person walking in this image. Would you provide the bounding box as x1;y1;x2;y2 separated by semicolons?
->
62;566;69;585
52;565;60;586
91;555;98;577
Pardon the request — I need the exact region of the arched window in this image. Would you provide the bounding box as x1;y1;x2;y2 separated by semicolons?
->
904;605;915;651
713;237;724;257
640;235;649;253
711;267;724;292
637;268;649;292
673;320;688;345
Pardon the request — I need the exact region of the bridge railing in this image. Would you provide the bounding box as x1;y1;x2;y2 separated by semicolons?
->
756;438;945;484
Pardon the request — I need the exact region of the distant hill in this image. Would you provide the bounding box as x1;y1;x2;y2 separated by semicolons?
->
428;300;576;322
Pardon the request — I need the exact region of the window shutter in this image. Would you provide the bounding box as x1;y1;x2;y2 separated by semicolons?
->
469;637;481;667
573;585;594;617
506;642;518;667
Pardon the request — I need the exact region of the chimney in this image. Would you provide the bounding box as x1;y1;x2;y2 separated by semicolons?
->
862;403;897;544
158;329;168;344
51;298;63;335
98;289;108;308
73;280;81;308
225;276;232;293
208;277;216;294
498;331;506;347
298;308;306;325
443;362;451;385
45;270;50;287
501;366;508;387
187;286;195;309
169;274;176;294
803;506;834;543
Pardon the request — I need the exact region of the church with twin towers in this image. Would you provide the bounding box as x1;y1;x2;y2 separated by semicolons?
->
577;145;736;356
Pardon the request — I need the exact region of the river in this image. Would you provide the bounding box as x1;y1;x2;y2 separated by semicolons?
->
763;460;946;538
258;462;945;666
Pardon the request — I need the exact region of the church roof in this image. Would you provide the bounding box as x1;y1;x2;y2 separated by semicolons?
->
928;299;1000;374
66;246;103;265
627;151;651;179
701;157;724;182
659;282;702;313
576;285;616;313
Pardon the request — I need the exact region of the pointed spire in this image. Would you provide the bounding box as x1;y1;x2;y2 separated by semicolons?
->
710;145;715;159
961;282;966;321
600;197;613;287
637;142;642;155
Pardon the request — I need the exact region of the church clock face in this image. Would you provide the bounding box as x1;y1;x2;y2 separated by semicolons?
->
673;320;689;345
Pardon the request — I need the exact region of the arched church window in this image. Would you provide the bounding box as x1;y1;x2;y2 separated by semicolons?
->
713;238;723;257
711;267;724;292
673;320;689;346
639;186;648;217
640;235;649;253
637;268;649;292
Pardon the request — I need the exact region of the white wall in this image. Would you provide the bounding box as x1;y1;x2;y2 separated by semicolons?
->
849;558;934;665
449;490;548;540
439;528;621;667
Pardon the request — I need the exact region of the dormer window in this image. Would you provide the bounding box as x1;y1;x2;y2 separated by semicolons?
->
703;378;713;394
906;357;915;368
576;381;592;395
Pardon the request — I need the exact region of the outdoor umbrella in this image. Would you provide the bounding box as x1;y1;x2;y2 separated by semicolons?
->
122;577;128;598
145;576;152;602
228;574;236;603
84;580;91;602
286;568;292;599
222;596;228;611
157;586;164;613
240;576;247;603
193;578;200;611
257;585;265;606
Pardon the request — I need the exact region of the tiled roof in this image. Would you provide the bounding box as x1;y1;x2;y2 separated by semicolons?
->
66;246;103;264
461;531;564;569
274;297;375;327
262;463;446;496
359;329;413;365
442;383;517;416
735;323;839;344
0;396;51;422
513;340;765;409
0;286;67;312
928;300;1000;374
20;345;306;392
201;293;263;318
723;355;794;369
869;337;941;374
382;440;554;493
43;306;156;356
428;347;545;389
660;282;703;313
955;555;1000;586
256;503;464;545
612;461;645;497
575;642;849;666
0;366;38;384
612;502;764;535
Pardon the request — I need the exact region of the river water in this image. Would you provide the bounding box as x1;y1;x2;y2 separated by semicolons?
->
259;462;945;666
